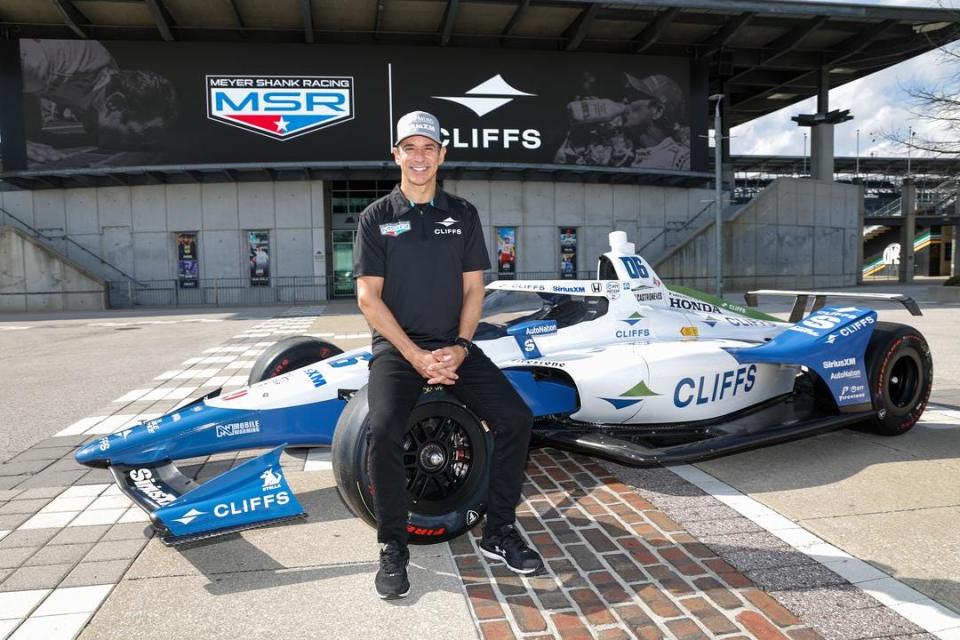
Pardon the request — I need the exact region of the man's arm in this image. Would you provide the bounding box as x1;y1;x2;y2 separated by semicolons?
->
429;270;486;375
356;276;455;384
457;270;486;341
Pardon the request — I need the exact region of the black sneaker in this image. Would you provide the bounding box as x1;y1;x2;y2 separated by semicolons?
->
479;524;543;575
375;541;410;599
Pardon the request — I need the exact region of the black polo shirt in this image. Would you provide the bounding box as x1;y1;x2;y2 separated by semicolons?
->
353;185;491;354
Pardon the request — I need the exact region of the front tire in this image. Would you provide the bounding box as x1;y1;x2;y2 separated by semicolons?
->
864;322;932;435
247;336;343;385
331;386;493;544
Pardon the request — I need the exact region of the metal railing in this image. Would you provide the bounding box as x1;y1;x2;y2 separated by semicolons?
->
0;205;143;286
871;177;959;217
636;199;719;257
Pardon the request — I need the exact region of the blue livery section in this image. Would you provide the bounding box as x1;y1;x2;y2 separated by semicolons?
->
507;320;558;360
503;369;578;416
75;397;345;467
725;306;877;409
155;446;303;539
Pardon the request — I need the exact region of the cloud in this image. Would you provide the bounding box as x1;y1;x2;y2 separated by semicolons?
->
731;41;958;158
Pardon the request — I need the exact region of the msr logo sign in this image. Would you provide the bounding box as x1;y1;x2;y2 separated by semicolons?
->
207;75;354;141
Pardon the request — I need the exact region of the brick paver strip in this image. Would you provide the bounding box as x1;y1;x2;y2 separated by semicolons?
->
665;617;711;640
466;583;506;620
505;594;548;633
550;611;592;640
479;619;516;640
743;589;804;627
737;610;792;640
451;449;826;640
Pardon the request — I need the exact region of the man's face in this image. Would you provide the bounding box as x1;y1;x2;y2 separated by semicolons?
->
393;135;446;186
97;93;166;149
623;98;662;129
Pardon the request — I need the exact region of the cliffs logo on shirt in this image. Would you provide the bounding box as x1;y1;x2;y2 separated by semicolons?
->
434;217;462;235
207;75;354;141
380;221;411;237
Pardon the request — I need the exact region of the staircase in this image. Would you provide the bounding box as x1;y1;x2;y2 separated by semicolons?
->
638;201;746;269
0;205;143;307
637;202;749;269
863;224;890;241
871;177;958;217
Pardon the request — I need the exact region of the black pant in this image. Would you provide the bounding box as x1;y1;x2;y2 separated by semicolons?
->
366;347;533;545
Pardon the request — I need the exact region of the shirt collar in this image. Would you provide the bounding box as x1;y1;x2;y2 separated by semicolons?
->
389;184;451;215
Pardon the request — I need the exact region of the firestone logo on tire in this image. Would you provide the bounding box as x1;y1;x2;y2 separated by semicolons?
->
207;75;354;141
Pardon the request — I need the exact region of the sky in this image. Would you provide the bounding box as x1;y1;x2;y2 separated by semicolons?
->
730;0;959;158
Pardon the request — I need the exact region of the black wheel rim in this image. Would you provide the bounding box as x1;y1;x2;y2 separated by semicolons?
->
402;415;474;503
888;353;921;410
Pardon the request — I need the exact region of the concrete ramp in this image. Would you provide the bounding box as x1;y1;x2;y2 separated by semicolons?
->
0;225;107;312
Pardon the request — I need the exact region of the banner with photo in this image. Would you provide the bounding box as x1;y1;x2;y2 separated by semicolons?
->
7;40;704;172
176;232;198;288
559;227;577;279
248;230;270;286
497;227;517;277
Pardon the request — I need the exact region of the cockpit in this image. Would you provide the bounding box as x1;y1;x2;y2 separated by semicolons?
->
474;289;609;341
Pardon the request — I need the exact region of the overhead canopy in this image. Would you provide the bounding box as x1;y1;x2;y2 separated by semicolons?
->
3;0;958;127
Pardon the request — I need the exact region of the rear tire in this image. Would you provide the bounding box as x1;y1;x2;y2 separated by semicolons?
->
331;385;493;544
247;336;343;385
863;321;932;435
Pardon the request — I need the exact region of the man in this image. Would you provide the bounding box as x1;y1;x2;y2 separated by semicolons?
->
353;111;543;600
19;39;178;165
622;73;690;171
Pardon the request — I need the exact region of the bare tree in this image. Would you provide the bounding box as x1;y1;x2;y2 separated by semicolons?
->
888;1;960;155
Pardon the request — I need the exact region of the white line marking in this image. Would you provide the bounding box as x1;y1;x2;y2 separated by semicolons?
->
304;448;332;471
112;389;151;403
55;417;106;437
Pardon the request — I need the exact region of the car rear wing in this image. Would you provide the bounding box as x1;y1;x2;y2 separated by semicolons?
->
744;290;922;323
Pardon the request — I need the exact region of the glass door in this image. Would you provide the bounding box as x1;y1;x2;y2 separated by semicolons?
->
332;230;356;297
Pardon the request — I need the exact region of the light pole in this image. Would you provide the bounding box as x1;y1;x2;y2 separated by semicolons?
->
906;126;914;177
709;94;724;298
802;132;808;175
856;128;860;179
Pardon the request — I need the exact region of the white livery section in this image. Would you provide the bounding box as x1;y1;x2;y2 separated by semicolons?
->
204;230;800;428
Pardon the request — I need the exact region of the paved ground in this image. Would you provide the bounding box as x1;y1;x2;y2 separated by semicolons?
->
0;283;957;640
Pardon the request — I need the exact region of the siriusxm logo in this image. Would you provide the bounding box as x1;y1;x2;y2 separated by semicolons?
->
304;368;327;388
822;358;856;369
207;75;354;140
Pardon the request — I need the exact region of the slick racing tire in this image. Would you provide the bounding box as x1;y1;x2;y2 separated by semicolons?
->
331;385;493;545
248;336;343;385
863;321;932;436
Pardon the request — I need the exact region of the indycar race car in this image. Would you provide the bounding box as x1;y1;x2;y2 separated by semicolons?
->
75;232;932;546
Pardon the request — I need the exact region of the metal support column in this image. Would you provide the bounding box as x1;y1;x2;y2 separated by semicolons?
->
899;178;916;283
811;66;835;182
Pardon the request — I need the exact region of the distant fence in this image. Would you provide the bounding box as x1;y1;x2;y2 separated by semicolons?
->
101;270;843;309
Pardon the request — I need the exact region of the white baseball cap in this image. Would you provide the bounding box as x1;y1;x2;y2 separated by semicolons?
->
394;111;443;146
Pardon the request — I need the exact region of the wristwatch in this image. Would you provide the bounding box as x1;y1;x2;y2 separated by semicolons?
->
454;337;473;355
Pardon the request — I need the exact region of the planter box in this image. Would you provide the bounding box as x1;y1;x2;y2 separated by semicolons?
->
929;285;960;302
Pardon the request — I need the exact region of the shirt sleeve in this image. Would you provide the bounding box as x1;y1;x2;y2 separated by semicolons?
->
462;205;491;272
353;210;385;278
